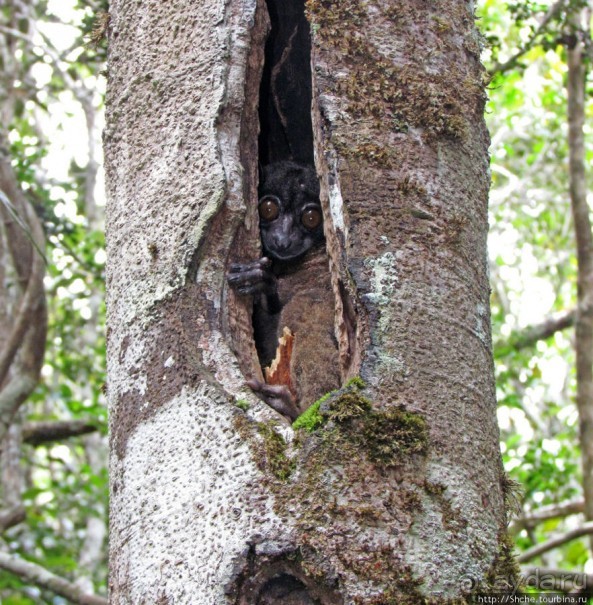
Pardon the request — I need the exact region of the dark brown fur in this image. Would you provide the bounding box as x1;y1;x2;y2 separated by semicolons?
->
271;246;340;416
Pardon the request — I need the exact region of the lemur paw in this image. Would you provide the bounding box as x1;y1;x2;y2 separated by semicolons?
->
246;379;299;421
227;257;277;296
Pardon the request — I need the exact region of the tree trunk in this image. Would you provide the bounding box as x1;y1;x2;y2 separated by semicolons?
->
0;132;47;443
105;0;511;602
566;4;593;553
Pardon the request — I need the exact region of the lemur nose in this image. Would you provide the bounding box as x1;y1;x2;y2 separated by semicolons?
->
272;234;290;251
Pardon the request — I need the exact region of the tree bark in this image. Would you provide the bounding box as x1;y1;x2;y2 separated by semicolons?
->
105;0;509;602
566;4;593;554
0;132;47;443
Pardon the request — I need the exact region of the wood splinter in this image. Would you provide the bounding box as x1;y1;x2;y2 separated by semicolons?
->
264;326;296;398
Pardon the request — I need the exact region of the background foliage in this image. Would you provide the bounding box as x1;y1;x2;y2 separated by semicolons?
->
1;0;108;602
481;0;593;575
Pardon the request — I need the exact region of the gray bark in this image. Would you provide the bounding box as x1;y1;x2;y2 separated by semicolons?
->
105;0;509;602
566;3;593;554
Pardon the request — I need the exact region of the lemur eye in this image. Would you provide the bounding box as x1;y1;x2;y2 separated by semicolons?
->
301;208;322;230
258;196;280;221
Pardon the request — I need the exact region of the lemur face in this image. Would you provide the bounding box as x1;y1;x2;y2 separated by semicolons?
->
258;162;324;262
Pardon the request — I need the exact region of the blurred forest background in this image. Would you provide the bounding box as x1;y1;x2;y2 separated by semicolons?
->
0;0;591;602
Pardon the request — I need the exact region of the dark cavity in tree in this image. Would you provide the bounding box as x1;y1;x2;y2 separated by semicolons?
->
256;573;320;604
231;548;344;604
258;0;314;165
224;0;341;421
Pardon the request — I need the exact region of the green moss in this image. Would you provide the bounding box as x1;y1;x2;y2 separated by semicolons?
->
344;376;366;389
479;531;520;595
235;374;433;598
362;406;428;467
249;412;430;599
293;375;428;468
256;421;295;481
292;398;325;432
501;472;523;518
292;377;367;432
317;375;428;468
235;399;250;411
319;375;370;421
324;393;428;468
327;391;372;423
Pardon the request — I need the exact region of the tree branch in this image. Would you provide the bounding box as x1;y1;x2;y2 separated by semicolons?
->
517;521;593;563
510;499;584;534
1;423;25;528
75;433;107;594
490;0;566;76
0;130;47;441
0;506;26;532
0;552;107;605
0;196;45;387
22;421;100;446
496;309;575;356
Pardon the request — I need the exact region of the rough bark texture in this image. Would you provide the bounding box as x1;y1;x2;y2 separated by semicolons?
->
105;1;291;602
105;0;508;602
305;0;508;598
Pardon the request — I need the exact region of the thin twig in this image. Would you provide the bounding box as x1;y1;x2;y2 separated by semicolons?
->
495;309;575;356
510;499;584;534
517;521;593;563
0;204;45;387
